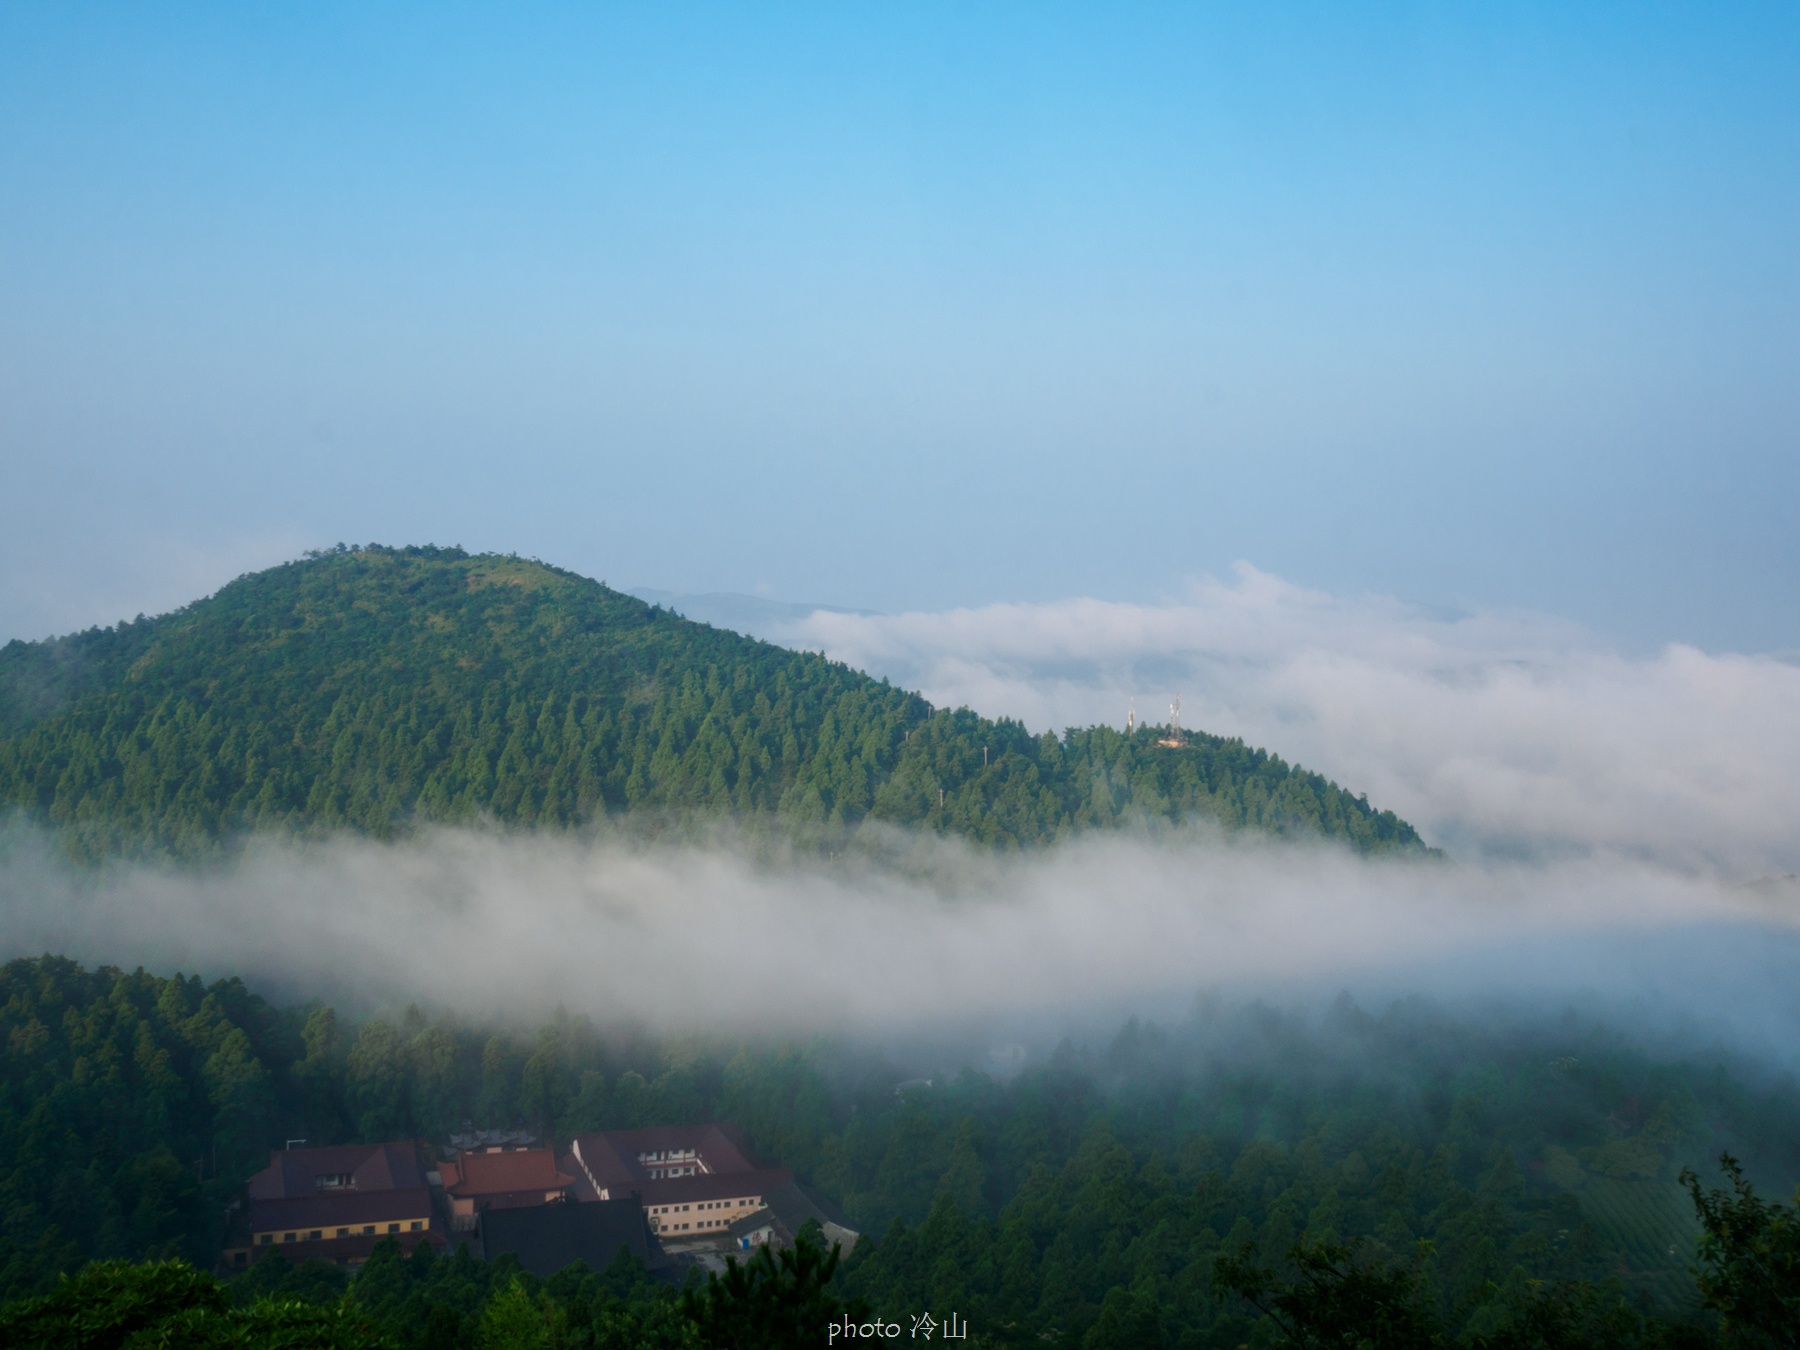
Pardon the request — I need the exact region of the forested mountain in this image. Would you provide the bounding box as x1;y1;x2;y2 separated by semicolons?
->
0;545;1431;860
6;955;1799;1344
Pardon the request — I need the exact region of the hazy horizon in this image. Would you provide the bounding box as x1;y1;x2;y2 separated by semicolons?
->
3;3;1796;655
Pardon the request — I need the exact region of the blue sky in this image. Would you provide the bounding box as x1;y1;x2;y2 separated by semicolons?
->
2;2;1795;651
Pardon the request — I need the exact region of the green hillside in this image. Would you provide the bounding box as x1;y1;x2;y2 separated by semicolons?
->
7;954;1798;1341
0;544;1432;860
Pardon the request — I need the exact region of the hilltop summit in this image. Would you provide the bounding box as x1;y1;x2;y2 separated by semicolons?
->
0;545;1431;859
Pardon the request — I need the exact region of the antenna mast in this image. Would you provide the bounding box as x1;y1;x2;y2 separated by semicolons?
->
1127;698;1135;734
1158;693;1185;747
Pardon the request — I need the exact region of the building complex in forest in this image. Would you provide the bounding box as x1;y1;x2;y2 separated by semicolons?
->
224;1122;855;1275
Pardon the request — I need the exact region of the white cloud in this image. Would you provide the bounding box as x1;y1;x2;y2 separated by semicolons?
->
5;565;1796;1057
5;824;1795;1055
761;566;1800;876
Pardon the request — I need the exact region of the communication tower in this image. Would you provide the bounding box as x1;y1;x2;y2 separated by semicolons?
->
1158;693;1185;747
1126;698;1135;734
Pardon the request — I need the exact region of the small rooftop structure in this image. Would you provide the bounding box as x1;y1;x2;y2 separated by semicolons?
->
248;1140;423;1199
570;1123;762;1191
446;1126;539;1154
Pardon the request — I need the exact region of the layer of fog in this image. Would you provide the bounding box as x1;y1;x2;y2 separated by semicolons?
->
707;565;1800;878
5;822;1796;1065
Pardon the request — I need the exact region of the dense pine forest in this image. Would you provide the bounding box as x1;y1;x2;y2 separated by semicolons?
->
10;549;1797;1345
0;545;1430;860
4;954;1799;1346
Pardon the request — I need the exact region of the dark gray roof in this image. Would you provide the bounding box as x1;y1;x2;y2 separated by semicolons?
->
570;1123;761;1189
768;1180;857;1236
247;1141;423;1200
727;1208;778;1239
627;1167;791;1209
249;1186;435;1233
480;1200;651;1279
723;1181;857;1244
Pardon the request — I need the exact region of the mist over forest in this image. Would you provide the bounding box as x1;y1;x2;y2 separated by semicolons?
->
6;0;1798;1336
2;547;1797;1347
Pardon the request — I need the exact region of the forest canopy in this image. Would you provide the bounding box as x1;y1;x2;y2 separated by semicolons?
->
0;545;1432;861
3;955;1798;1345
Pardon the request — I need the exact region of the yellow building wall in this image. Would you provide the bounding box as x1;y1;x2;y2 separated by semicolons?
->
646;1195;761;1234
252;1215;431;1245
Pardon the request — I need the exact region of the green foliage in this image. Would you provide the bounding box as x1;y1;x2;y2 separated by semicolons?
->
342;1237;509;1349
0;1257;226;1348
478;1276;565;1349
1680;1154;1800;1347
229;1249;350;1309
0;1257;392;1349
681;1225;857;1350
0;546;1431;859
341;1235;682;1350
13;955;1800;1346
1212;1235;1447;1348
1212;1235;1714;1349
0;956;304;1300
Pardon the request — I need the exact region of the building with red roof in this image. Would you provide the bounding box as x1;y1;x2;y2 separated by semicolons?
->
226;1140;445;1269
440;1147;576;1231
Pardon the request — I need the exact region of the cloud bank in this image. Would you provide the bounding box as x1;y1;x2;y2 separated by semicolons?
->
4;824;1795;1057
761;567;1800;877
3;566;1794;1057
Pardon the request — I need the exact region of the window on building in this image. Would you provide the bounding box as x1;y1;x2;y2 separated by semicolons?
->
388;1224;400;1234
260;1234;272;1245
362;1225;375;1236
307;1231;321;1241
410;1221;423;1232
337;1228;349;1238
283;1233;295;1244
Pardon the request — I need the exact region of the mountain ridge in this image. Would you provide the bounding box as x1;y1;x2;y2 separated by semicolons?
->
0;544;1434;860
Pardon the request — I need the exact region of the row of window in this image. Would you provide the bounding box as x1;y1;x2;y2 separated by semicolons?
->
649;1196;760;1233
257;1220;425;1244
650;1197;756;1216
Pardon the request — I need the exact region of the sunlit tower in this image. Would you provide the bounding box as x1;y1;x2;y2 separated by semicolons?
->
1158;693;1185;747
